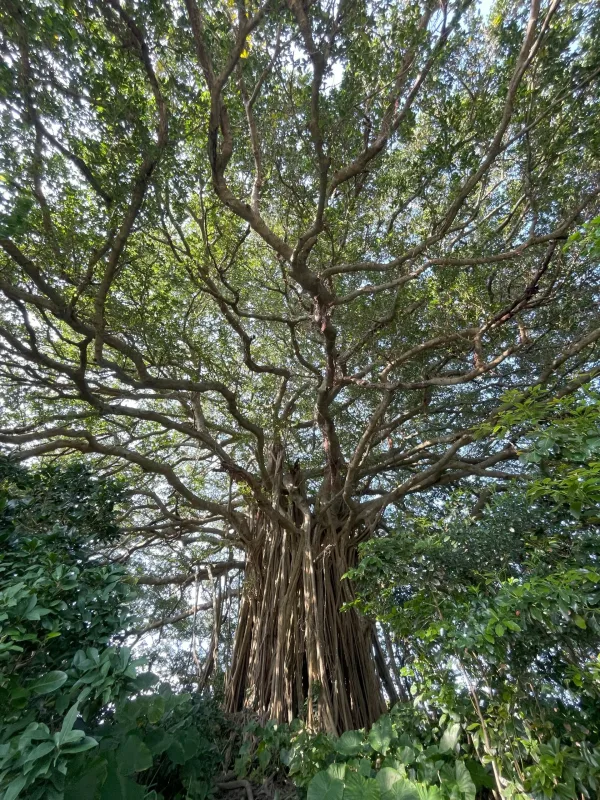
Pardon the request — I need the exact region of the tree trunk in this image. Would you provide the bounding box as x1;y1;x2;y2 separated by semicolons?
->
225;508;387;734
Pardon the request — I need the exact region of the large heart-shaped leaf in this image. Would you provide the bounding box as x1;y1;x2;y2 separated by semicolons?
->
368;716;394;755
133;672;159;691
335;730;365;756
343;771;381;799
455;762;476;799
379;776;420;800
117;735;153;775
307;770;344;800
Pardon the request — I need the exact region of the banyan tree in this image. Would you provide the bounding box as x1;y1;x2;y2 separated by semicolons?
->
0;0;599;732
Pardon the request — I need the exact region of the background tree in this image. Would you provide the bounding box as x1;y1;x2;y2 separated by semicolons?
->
0;457;233;800
349;389;600;798
0;0;599;732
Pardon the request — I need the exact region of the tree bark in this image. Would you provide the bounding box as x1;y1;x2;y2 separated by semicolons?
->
225;508;387;734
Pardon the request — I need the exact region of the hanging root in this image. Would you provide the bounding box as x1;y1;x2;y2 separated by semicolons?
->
226;511;386;733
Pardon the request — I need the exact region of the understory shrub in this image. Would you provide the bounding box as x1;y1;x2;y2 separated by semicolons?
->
235;707;494;800
0;458;229;800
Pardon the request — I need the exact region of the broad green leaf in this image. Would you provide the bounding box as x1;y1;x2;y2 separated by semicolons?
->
307;770;344;800
117;736;153;775
377;768;405;793
3;775;27;800
165;731;199;766
380;779;420;800
25;741;56;763
133;672;159;691
335;730;365;756
416;786;443;800
368;716;393;755
30;671;68;696
258;745;272;770
439;723;461;754
58;702;80;745
144;729;173;756
455;762;476;799
327;763;347;780
395;747;416;764
64;759;108;800
166;739;187;765
147;695;165;724
100;764;147;800
464;759;495;790
358;758;373;777
343;772;381;799
61;736;98;754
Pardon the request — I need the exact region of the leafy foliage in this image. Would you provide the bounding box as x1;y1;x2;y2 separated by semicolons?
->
0;457;132;712
67;685;229;800
0;459;230;799
350;393;600;798
235;708;488;800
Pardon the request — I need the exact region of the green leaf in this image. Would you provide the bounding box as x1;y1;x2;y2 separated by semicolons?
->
395;746;416;764
58;702;80;745
30;670;68;695
100;763;147;800
455;762;476;799
144;729;173;756
3;775;27;800
147;695;165;724
358;758;373;777
60;729;86;745
377;768;405;794
118;647;132;671
416;786;443;800
73;650;90;670
464;759;495;790
439;723;461;754
573;615;587;629
165;730;200;766
117;736;153;775
335;730;365;756
258;745;272;770
343;772;381;799
61;736;98;754
64;759;108;800
368;716;393;755
307;770;344;800
133;672;159;691
166;739;187;765
380;779;420;800
327;763;346;781
530;606;543;622
25;741;56;763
